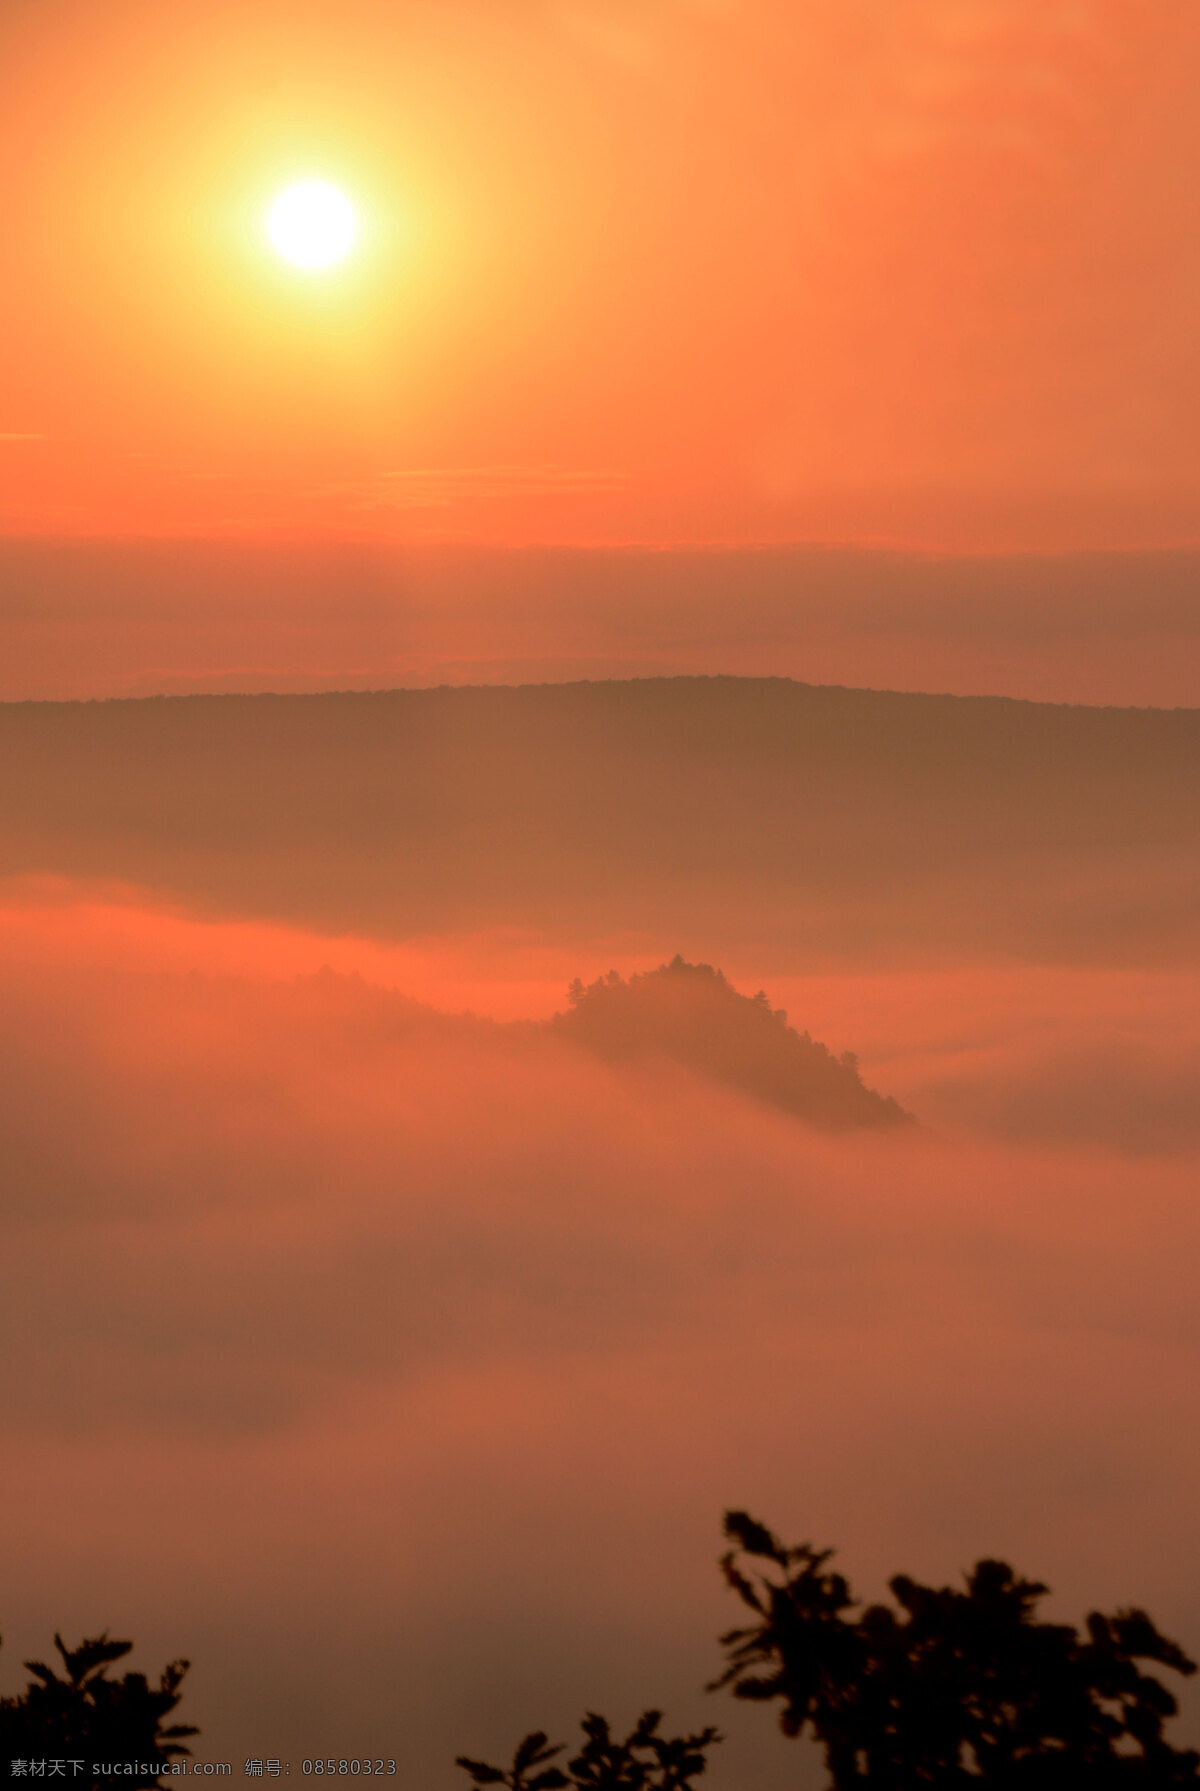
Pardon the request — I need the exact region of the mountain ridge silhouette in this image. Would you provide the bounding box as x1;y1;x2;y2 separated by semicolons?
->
283;955;911;1129
3;676;1196;963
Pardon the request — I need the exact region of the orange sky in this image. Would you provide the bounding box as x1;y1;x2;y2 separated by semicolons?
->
4;0;1200;546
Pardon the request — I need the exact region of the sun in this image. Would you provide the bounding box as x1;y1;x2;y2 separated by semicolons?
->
266;180;358;270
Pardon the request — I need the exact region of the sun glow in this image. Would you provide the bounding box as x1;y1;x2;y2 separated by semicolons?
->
266;180;358;270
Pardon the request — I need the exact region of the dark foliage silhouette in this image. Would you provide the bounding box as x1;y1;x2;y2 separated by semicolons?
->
456;1710;721;1790
0;1631;196;1785
553;957;911;1130
712;1511;1200;1786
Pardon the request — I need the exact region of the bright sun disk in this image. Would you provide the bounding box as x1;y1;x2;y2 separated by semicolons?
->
267;180;358;270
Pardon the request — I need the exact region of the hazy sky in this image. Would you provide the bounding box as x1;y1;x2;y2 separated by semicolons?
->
4;0;1200;546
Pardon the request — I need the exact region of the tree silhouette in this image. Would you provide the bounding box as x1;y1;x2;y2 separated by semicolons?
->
711;1510;1200;1786
456;1710;721;1790
0;1631;196;1785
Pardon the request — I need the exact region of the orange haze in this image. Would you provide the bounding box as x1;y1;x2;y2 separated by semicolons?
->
1;886;1199;1780
2;675;1198;1774
3;538;1200;708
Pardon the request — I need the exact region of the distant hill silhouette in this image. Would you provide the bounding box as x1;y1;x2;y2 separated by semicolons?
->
550;957;911;1130
2;678;1197;962
294;958;911;1130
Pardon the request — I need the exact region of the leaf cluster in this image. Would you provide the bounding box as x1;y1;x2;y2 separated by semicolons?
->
456;1709;721;1790
0;1631;197;1785
712;1511;1200;1786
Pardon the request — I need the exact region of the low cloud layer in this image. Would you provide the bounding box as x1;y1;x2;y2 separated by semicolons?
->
1;892;1198;1781
3;539;1200;706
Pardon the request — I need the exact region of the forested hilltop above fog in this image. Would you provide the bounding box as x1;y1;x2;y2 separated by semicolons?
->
228;956;912;1131
2;676;1197;963
552;957;910;1129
